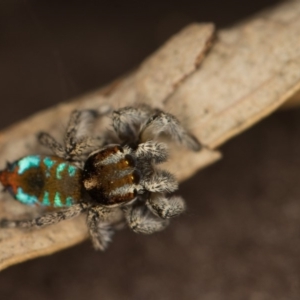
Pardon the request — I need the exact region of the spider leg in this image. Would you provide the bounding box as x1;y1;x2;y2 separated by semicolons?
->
38;107;110;161
146;193;186;219
135;141;168;164
86;206;114;251
64;108;110;161
123;205;169;234
139;111;201;151
0;203;86;229
141;169;185;219
37;132;65;158
142;169;178;193
112;106;152;142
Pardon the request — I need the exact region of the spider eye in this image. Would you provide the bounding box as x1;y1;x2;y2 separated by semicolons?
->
124;154;136;167
131;170;141;184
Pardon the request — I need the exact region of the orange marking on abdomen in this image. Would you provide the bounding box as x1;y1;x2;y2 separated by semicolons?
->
0;167;20;194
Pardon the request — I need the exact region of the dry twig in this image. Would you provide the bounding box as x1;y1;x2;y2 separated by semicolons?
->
1;0;300;270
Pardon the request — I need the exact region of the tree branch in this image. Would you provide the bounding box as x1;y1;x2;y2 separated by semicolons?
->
1;0;300;270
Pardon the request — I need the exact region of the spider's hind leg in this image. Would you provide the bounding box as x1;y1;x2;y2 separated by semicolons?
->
63;108;111;161
0;203;86;229
38;106;111;161
38;131;65;158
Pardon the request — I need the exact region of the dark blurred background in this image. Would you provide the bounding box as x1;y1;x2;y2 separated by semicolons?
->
3;1;300;299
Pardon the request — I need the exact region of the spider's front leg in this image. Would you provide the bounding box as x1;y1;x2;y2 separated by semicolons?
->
141;166;186;219
135;141;168;164
0;203;87;229
140;111;202;151
134;141;186;219
86;206;114;251
112;106;152;142
146;193;186;219
123;205;169;234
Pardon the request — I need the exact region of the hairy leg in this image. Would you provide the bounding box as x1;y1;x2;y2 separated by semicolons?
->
0;203;87;229
140;111;201;151
38;107;110;161
37;132;65;158
135;141;168;164
112;106;152;142
142;169;178;193
146;193;186;219
123;205;169;234
64;108;109;160
86;206;114;251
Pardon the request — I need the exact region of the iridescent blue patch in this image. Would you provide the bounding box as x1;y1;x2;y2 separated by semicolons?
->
54;192;63;207
56;163;66;180
42;191;50;206
68;165;77;177
16;187;38;205
43;157;55;170
44;157;55;178
18;155;40;174
65;196;74;206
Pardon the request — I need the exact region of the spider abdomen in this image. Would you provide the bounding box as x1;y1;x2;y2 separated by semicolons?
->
0;155;82;208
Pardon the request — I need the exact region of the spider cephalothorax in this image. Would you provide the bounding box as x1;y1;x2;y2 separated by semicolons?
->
82;145;141;206
0;105;201;250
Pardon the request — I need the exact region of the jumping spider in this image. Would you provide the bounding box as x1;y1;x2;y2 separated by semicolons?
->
0;105;201;250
